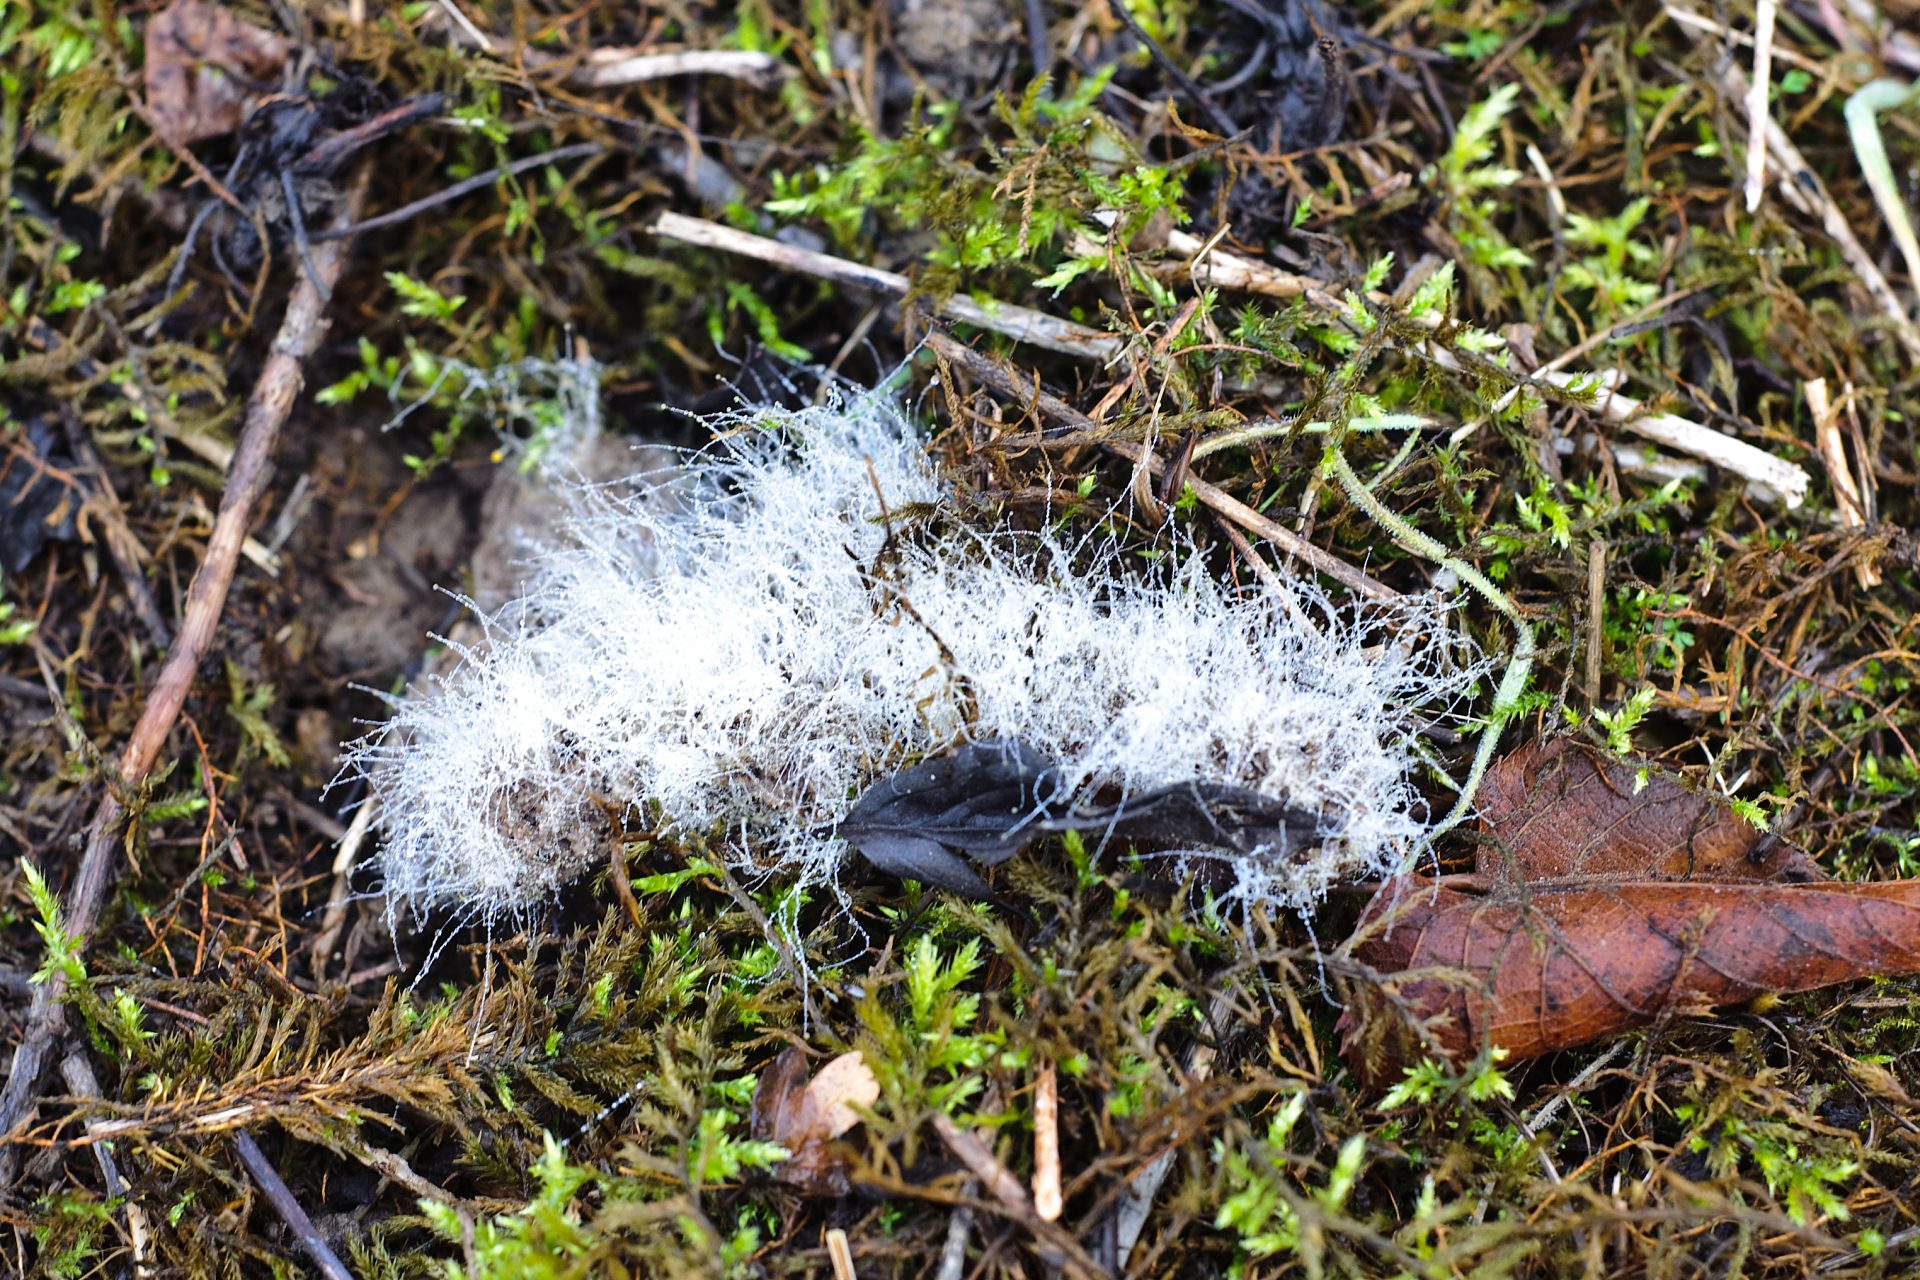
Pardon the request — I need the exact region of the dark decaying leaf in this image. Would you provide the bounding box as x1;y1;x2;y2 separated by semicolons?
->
1339;739;1920;1089
1;420;83;577
835;740;1064;900
748;1046;812;1148
836;739;1327;901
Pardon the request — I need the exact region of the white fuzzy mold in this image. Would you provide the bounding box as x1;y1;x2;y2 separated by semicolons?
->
348;379;1483;930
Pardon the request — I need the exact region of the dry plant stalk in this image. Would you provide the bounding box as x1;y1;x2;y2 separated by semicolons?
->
1804;377;1881;588
1032;1061;1061;1223
825;1227;858;1280
652;212;1122;359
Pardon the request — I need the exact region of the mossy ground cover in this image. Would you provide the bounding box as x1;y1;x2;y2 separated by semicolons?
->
3;0;1918;1275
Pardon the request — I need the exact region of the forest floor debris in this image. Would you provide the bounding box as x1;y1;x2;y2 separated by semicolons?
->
3;0;1918;1275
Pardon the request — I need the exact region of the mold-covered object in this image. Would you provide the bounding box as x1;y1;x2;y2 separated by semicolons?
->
347;382;1482;930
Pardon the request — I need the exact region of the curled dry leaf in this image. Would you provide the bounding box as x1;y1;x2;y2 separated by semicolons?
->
1339;740;1920;1089
1342;876;1920;1086
748;1047;880;1195
145;0;291;145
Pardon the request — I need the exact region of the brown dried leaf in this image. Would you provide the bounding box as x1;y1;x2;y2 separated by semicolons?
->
747;1045;812;1147
803;1050;880;1140
145;1;290;145
1475;739;1824;884
1339;739;1916;1090
1341;876;1920;1088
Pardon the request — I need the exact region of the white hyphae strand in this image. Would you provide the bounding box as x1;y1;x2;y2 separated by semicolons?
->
350;383;1482;927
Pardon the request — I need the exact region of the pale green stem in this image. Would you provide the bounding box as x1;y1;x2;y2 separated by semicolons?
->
1193;413;1438;460
1325;448;1536;846
1845;80;1920;298
1366;429;1425;493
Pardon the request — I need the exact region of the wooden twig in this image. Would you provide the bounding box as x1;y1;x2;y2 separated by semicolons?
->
1536;370;1809;505
1212;513;1330;642
923;331;1401;603
652;212;1122;360
0;170;372;1179
930;1111;1034;1217
1805;378;1881;588
346;1137;460;1206
234;1130;357;1280
314;142;605;242
934;1196;977;1280
1107;0;1239;137
925;1099;1102;1279
291;95;449;178
429;4;782;89
825;1226;859;1280
1744;0;1779;212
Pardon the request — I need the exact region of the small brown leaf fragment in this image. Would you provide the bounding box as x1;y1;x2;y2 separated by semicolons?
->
1476;739;1824;884
748;1047;878;1195
804;1050;880;1141
145;1;290;145
748;1045;813;1147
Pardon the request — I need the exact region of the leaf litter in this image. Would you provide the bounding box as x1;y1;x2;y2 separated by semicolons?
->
1341;740;1920;1085
5;0;1920;1274
748;1047;880;1195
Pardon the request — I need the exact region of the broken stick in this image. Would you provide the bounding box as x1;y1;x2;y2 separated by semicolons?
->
651;211;1123;361
0;171;372;1180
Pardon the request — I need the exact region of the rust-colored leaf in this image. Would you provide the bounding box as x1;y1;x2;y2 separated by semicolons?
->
1342;876;1920;1087
1475;739;1824;884
145;1;290;145
1339;739;1920;1090
748;1047;878;1194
